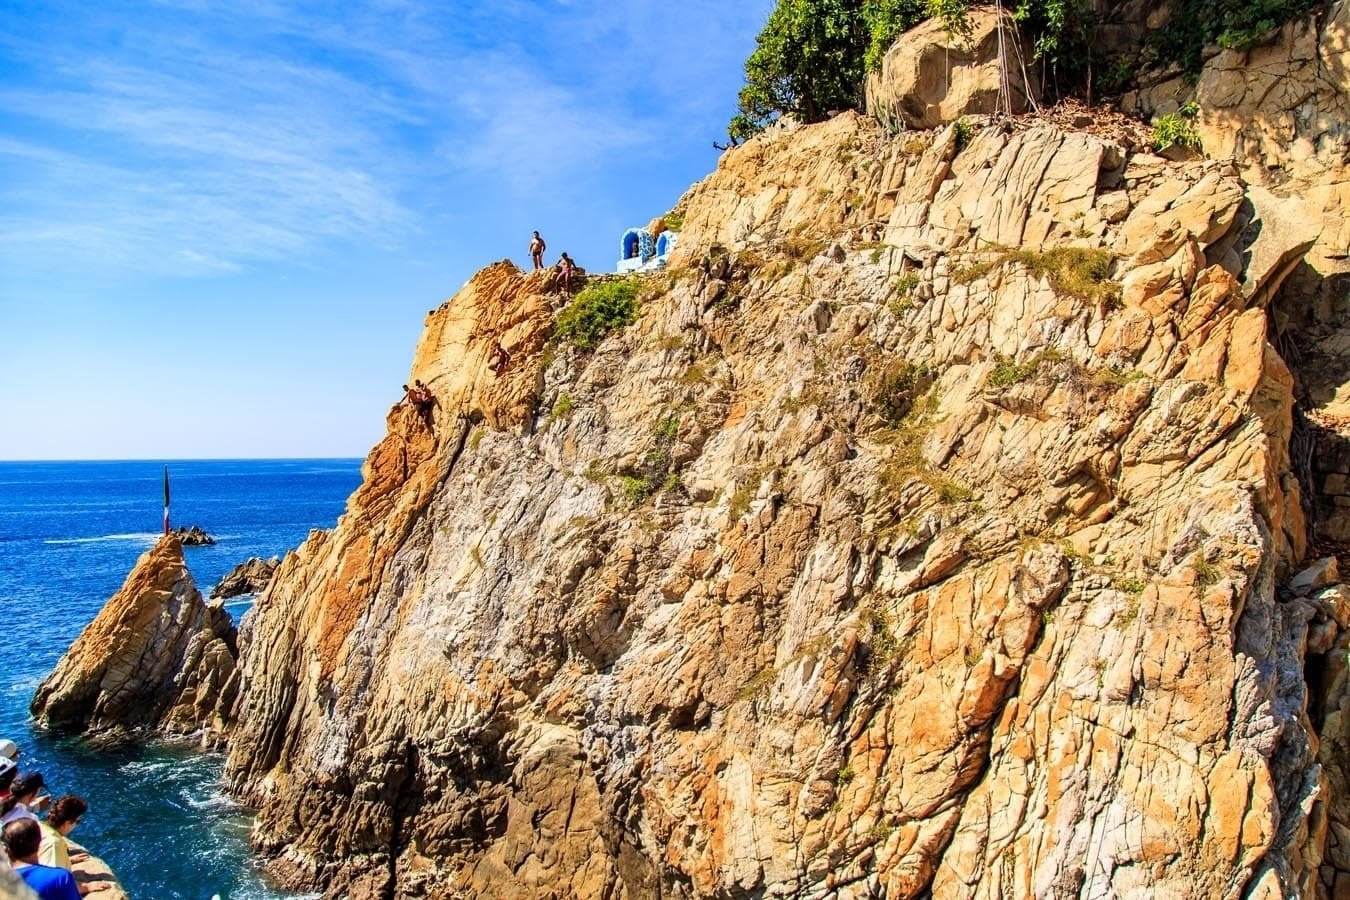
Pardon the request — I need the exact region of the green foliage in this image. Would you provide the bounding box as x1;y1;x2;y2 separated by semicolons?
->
863;0;927;70
1152;102;1203;153
1011;0;1096;78
952;117;974;153
654;414;680;442
1154;0;1322;74
554;278;640;349
987;350;1063;388
619;474;656;506
550;393;575;421
734;0;1111;139
888;271;920;314
926;0;973;38
732;0;871;139
663;212;685;232
1112;575;1147;594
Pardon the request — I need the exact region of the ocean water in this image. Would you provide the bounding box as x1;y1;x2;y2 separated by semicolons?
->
0;459;363;899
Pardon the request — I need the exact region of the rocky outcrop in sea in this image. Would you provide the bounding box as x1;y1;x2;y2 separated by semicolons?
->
31;535;239;747
211;556;280;599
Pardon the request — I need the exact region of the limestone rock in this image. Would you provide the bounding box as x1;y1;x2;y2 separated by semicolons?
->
217;103;1336;899
31;536;239;745
865;8;1037;131
211;556;280;599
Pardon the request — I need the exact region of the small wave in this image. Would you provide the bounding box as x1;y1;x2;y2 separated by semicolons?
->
182;787;234;811
43;533;160;546
118;758;177;777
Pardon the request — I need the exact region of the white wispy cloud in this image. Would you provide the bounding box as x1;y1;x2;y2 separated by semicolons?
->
0;0;768;280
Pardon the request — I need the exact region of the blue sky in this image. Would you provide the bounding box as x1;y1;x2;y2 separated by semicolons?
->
0;0;771;459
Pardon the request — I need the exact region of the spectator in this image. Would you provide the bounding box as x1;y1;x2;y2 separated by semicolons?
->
40;796;88;871
2;772;49;824
0;757;17;801
4;817;81;900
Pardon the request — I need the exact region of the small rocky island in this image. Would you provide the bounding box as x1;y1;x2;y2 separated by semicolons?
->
211;556;280;599
173;524;216;545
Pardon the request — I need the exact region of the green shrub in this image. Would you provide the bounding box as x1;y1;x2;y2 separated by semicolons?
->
619;474;656;507
952;117;974;153
987;349;1065;388
663;212;685;232
1152;102;1203;153
555;279;640;349
550;393;575;420
1154;0;1321;75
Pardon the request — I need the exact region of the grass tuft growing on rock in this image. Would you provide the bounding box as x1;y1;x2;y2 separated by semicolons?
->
955;246;1118;303
555;278;641;349
987;349;1066;388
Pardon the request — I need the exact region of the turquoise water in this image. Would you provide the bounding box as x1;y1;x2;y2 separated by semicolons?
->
0;459;363;898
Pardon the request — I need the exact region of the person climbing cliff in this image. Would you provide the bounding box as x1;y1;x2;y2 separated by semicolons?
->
557;252;576;294
411;380;438;430
529;231;546;270
487;341;511;374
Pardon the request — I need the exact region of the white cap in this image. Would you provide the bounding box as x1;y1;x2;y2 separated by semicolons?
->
0;740;16;760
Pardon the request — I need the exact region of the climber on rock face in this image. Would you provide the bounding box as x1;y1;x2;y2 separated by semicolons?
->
487;342;510;374
411;380;438;430
529;231;546;270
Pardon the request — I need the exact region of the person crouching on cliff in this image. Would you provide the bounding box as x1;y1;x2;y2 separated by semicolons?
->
4;817;81;900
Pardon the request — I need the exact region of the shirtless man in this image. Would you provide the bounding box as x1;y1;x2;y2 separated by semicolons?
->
529;231;546;270
411;380;437;430
557;252;576;294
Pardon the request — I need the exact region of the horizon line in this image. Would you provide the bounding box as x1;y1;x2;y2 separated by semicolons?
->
0;456;367;464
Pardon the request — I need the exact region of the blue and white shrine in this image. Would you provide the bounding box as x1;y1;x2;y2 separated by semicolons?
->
617;226;678;273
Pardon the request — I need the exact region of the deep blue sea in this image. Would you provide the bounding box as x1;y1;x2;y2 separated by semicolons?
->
0;459;363;899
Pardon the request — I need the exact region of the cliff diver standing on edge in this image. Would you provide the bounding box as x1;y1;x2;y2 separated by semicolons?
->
529;231;546;270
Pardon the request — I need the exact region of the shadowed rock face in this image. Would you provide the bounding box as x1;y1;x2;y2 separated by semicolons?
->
211;556;280;599
216;104;1348;899
32;535;238;746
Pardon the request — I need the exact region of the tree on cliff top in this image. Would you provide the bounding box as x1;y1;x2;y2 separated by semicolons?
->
729;0;927;143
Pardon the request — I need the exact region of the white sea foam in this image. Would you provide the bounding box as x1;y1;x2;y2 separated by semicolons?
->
183;788;234;810
43;533;160;546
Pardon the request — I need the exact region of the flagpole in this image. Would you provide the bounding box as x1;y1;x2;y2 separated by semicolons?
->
163;465;171;536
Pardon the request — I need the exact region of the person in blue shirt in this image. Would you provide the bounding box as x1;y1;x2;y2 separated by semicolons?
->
3;817;81;900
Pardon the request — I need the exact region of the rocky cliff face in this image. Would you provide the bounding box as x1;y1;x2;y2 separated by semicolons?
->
216;87;1350;899
32;535;239;746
